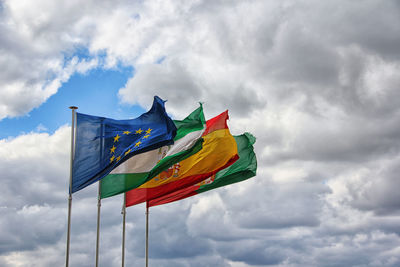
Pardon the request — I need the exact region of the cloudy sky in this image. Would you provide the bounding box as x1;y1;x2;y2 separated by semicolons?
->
1;0;400;266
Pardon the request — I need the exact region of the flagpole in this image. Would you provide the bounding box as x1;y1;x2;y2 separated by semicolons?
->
95;182;101;267
121;193;126;267
95;119;106;267
145;201;149;267
66;106;77;267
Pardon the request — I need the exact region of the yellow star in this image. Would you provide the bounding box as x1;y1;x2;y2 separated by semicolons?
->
123;130;131;135
110;145;116;153
135;129;143;134
135;141;142;147
142;134;150;139
124;149;131;156
116;156;121;162
146;128;152;134
114;134;120;142
110;155;115;162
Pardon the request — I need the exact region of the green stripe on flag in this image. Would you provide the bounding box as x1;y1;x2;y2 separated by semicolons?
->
101;173;148;199
197;132;257;193
174;103;205;140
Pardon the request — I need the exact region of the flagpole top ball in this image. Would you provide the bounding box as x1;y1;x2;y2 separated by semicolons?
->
69;106;78;110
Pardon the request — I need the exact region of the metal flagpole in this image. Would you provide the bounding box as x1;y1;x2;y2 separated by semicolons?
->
95;119;106;267
121;194;126;267
66;106;77;267
145;201;149;267
95;182;101;267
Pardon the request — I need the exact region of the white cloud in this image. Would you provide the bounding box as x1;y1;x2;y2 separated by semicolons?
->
0;0;105;120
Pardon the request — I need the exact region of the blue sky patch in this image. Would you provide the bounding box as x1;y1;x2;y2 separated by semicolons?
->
0;66;144;139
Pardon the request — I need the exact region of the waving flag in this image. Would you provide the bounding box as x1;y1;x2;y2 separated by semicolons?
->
125;110;239;207
148;132;257;207
100;104;206;199
71;96;176;193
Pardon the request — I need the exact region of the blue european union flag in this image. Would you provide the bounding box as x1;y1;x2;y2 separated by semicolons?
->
71;96;177;193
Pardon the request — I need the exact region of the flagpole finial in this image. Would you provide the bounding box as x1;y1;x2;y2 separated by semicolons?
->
69;106;78;110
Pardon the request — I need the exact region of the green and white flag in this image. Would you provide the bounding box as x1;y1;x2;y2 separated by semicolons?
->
100;104;206;199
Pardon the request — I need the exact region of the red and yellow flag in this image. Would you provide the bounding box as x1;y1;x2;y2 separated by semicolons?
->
125;110;238;207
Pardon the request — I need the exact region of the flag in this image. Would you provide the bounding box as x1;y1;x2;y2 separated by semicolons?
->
100;104;206;199
125;110;239;207
71;96;177;193
148;132;257;207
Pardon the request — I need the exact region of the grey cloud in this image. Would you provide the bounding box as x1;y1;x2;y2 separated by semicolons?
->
347;158;400;215
148;256;230;267
269;22;340;87
0;128;70;208
256;105;400;165
227;179;331;230
119;60;203;112
371;217;400;236
217;240;286;266
125;204;212;260
313;233;400;267
317;1;400;61
0;205;65;254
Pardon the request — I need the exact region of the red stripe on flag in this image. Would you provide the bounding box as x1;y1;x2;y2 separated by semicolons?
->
202;110;228;136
